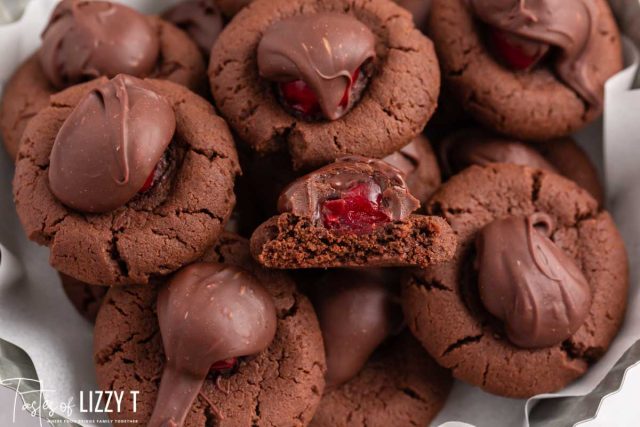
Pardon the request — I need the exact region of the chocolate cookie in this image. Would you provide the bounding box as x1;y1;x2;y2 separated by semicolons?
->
311;333;451;427
94;233;326;426
250;157;456;269
402;163;628;398
428;0;623;140
438;128;604;205
59;273;107;323
14;76;239;286
0;0;206;161
209;0;439;170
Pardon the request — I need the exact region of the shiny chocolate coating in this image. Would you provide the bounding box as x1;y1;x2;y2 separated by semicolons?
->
257;12;375;120
440;128;556;176
475;213;592;348
149;262;277;427
277;156;420;224
468;0;602;107
48;75;175;213
312;269;403;387
383;136;438;204
163;0;224;57
39;0;160;89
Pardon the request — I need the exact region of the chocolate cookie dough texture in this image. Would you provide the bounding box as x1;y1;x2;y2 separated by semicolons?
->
210;0;440;170
13;75;239;286
307;269;452;427
439;128;604;205
402;164;628;397
0;0;206;160
250;156;456;269
94;234;326;426
429;0;623;140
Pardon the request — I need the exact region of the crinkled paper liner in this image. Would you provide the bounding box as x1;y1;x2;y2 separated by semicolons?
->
0;1;639;426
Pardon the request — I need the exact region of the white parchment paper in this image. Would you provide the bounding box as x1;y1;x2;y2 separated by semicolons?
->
0;1;639;426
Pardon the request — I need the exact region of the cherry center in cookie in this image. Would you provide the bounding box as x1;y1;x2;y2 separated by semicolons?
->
149;262;277;427
257;12;375;121
321;182;391;234
468;0;602;106
488;28;550;71
48;74;176;213
277;156;420;235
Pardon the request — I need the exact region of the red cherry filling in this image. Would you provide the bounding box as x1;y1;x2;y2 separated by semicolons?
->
489;27;549;71
210;357;238;371
321;182;390;234
278;68;361;118
139;168;156;193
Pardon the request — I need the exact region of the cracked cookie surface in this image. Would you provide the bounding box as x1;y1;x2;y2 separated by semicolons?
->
402;163;628;398
310;332;451;427
0;16;206;161
13;78;239;286
209;0;440;170
428;0;622;141
93;233;326;426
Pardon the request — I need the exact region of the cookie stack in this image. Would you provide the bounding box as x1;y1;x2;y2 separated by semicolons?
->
2;0;630;425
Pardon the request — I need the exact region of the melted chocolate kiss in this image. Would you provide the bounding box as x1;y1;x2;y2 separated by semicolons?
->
48;74;176;213
149;263;277;427
468;0;602;107
39;0;160;89
475;213;592;348
163;0;224;56
257;12;375;120
312;269;403;387
277;156;420;234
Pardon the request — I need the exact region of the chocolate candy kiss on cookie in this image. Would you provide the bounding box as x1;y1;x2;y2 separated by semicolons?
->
278;156;420;235
48;74;176;213
39;0;160;89
311;269;403;387
257;12;375;121
475;213;592;349
468;0;602;107
149;262;277;427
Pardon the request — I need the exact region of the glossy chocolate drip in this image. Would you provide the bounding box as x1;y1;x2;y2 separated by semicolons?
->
163;0;223;56
475;213;592;348
149;263;277;427
468;0;602;107
277;156;420;225
48;74;175;213
257;12;375;120
440;128;556;176
39;0;159;89
311;269;403;387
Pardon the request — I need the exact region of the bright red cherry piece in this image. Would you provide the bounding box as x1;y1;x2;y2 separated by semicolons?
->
210;357;238;371
321;182;391;234
279;68;360;118
489;27;550;71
